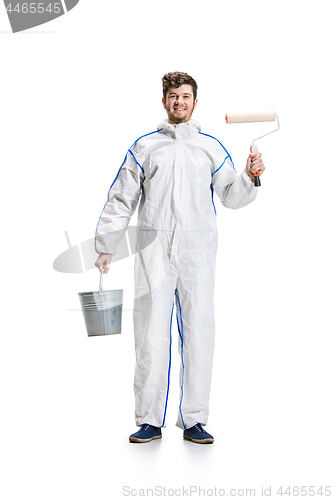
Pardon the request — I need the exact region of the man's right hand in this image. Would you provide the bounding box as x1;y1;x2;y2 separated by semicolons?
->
95;253;112;274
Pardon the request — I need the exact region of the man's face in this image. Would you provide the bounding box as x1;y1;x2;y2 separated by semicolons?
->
162;84;197;124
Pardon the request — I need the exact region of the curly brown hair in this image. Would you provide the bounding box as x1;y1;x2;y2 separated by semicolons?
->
162;71;198;102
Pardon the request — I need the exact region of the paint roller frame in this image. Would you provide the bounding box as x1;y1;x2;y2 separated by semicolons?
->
225;111;280;186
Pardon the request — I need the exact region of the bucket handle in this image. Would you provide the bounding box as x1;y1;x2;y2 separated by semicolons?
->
98;268;105;294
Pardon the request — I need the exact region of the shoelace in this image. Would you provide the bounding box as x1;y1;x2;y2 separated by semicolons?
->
140;424;150;431
194;424;205;433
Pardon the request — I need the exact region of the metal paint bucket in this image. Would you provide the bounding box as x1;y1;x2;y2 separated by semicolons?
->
78;272;123;337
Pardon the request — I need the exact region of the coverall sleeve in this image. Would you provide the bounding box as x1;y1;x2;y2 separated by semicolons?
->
95;150;144;255
212;156;257;209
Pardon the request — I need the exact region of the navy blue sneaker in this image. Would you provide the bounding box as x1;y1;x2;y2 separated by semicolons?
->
129;424;162;443
183;423;214;444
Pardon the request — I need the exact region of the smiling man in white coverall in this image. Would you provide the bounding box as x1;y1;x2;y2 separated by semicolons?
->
95;72;265;444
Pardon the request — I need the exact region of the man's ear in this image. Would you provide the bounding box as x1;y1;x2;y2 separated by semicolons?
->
193;99;198;110
162;97;166;109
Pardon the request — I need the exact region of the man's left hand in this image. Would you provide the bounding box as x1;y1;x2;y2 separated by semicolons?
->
246;152;265;180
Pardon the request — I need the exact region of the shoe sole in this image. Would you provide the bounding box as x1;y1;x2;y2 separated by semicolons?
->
183;435;214;444
129;434;162;443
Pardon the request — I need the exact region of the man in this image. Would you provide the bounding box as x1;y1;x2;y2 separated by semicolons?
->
95;72;265;444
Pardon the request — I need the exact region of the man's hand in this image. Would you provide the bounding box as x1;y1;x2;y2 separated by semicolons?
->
246;152;265;181
95;253;112;274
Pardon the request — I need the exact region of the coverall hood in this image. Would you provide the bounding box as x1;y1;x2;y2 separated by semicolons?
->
157;119;201;139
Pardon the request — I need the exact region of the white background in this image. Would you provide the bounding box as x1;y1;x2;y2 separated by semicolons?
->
1;1;332;498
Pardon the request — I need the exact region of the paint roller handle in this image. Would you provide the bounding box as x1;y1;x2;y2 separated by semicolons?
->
250;144;261;187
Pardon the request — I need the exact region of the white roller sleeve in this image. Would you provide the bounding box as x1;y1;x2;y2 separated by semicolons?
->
225;111;276;123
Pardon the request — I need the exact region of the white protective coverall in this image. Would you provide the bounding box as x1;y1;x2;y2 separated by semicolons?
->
95;119;257;429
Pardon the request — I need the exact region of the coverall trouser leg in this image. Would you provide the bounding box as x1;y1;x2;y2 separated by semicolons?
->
133;230;217;429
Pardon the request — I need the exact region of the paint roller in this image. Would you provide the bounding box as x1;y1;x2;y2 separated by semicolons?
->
225;111;280;187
